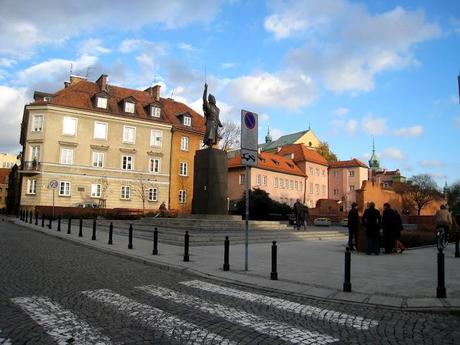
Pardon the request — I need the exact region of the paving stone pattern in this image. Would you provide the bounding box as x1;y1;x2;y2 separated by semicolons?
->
0;221;459;344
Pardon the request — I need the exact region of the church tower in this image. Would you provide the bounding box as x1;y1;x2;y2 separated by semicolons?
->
369;139;381;173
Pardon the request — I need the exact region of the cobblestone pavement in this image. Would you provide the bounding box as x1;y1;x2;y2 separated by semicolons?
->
1;221;459;344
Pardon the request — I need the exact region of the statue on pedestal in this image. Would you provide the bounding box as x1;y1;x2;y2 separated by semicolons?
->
202;83;222;147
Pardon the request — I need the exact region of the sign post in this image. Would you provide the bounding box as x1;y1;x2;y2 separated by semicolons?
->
48;180;59;219
241;110;258;271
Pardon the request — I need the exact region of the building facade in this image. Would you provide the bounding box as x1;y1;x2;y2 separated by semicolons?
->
0;168;9;209
0;153;19;169
259;128;321;153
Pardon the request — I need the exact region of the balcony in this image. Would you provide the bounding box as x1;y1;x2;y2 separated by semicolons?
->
20;161;42;175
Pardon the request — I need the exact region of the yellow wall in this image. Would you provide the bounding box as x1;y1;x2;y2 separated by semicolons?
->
294;131;321;149
0;153;19;168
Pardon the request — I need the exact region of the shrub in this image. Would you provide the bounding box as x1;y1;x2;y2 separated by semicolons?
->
236;188;292;220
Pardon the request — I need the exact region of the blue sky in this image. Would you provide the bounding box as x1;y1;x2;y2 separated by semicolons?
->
0;0;459;186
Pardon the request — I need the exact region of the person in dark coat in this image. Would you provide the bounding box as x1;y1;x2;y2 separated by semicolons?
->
382;203;396;254
293;199;303;230
347;202;360;250
362;202;382;255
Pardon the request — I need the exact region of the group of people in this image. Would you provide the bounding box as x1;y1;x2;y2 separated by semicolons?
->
293;199;309;231
347;202;405;255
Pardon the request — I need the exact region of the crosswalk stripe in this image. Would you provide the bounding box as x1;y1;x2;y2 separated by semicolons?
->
11;296;112;345
137;284;339;345
0;329;12;345
180;280;378;330
82;289;237;345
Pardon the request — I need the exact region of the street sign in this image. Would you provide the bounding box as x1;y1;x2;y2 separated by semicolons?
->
241;110;258;151
241;148;258;167
48;179;58;189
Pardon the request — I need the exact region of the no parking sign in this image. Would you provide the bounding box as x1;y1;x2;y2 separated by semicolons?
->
241;110;258;167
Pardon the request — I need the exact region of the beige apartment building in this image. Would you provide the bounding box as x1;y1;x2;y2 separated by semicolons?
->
0;153;19;169
329;159;368;210
228;151;306;206
0;168;9;209
19;75;176;211
277;144;328;208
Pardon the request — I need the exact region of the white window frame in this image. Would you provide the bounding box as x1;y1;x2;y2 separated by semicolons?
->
349;185;355;192
309;167;314;175
97;97;107;109
316;168;320;176
149;158;161;173
148;188;158;202
183;116;191;126
30;145;40;161
315;184;320;195
26;179;36;195
274;177;279;188
92;152;104;168
263;175;267;186
93;121;108;140
150;130;163;147
151;106;161;118
179;189;187;203
179;162;188;176
124;101;135;113
295;181;299;190
32;115;43;132
122;126;136;144
59;181;71;196
62;117;77;136
349;170;355;177
122;155;134;170
256;174;261;185
60;148;74;165
180;136;189;151
91;184;101;198
121;186;131;200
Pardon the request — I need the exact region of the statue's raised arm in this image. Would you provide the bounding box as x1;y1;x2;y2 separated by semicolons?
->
202;83;221;147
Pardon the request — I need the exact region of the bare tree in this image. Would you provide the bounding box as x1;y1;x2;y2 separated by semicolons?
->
133;175;152;215
219;121;241;152
402;174;441;215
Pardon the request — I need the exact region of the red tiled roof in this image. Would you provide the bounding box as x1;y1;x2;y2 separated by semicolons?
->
329;158;368;169
30;79;205;134
228;151;306;177
277;144;328;166
0;168;10;184
375;169;400;176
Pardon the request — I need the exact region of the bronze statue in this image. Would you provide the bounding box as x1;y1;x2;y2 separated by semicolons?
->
202;83;222;147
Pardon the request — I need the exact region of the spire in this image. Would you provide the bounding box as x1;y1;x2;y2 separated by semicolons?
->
308;122;311;131
265;125;272;143
369;138;380;171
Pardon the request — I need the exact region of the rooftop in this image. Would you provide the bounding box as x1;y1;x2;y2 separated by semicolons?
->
277;144;329;166
329;158;368;169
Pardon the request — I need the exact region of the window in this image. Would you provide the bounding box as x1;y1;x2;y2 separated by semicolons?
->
60;148;74;165
295;181;299;190
290;180;294;189
32;115;43;132
349;185;355;192
27;179;36;194
97;97;107;109
30;145;40;161
274;177;279;188
309;183;313;194
123;126;136;144
183;116;191;126
179;190;187;203
309;167;314;175
316;168;319;176
148;188;158;202
125;102;135;113
92;152;104;168
263;175;267;186
256;174;261;185
322;170;326;176
63;117;77;136
180;136;189;151
299;182;303;191
280;179;284;189
315;184;319;194
333;189;338;195
349;170;355;177
239;174;245;185
333;170;338;177
322;185;326;196
151;106;161;117
122;155;133;170
179;162;188;176
91;184;101;197
94;122;107;139
149;158;160;173
59;181;71;196
150;130;163;147
121;186;131;199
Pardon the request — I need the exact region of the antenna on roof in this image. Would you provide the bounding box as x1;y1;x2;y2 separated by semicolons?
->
85;67;93;79
69;63;73;78
308;122;311;131
170;88;175;99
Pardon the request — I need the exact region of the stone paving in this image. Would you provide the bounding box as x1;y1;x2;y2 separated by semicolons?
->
1;220;460;344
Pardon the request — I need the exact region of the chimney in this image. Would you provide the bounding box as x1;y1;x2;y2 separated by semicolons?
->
144;85;161;101
96;74;108;91
69;75;87;86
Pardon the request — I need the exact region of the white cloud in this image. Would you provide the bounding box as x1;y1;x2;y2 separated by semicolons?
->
345;119;358;135
333;107;349;116
270;128;286;141
221;62;236;69
259;113;270;123
178;42;197;53
0;86;28;152
78;39;110;56
419;160;444;168
362;115;388;135
331;117;357;136
264;14;309;40
382;147;405;161
393;125;424;137
0;58;17;68
226;71;317;111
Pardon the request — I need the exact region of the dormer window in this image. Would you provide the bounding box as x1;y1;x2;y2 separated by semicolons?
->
97;96;107;109
43;96;52;102
125;102;135;113
151;106;161;118
183;116;191;126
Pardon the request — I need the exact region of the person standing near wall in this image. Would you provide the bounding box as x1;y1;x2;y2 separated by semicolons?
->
362;202;382;255
347;202;360;250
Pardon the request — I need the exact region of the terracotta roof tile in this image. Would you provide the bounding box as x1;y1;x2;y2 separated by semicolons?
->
228;151;306;177
329;158;368;169
277;144;328;166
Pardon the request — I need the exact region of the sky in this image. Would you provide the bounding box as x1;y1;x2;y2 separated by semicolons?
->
0;0;459;187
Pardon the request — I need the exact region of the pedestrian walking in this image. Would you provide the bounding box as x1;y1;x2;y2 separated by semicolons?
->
382;203;396;254
347;202;360;250
362;202;381;255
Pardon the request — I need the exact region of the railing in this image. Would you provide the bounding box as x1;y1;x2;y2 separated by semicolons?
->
21;160;41;172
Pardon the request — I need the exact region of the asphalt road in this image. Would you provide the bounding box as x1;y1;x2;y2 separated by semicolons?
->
0;220;459;344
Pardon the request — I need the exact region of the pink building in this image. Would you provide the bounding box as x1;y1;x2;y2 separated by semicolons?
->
227;151;306;206
328;159;368;210
277;144;328;208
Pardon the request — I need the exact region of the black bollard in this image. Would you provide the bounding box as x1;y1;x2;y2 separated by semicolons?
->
24;210;28;222
29;211;32;224
78;218;83;237
108;222;113;245
41;214;45;227
184;231;190;262
17;210;20;219
455;232;459;258
48;215;52;229
57;217;61;232
128;224;133;249
20;210;23;221
35;212;38;226
223;236;230;271
271;241;278;280
437;249;446;298
343;247;352;292
67;218;71;234
152;227;158;255
92;219;96;240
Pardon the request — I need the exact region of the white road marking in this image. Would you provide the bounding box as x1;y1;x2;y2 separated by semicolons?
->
82;289;236;345
137;284;339;345
0;330;12;345
11;296;112;345
180;280;378;330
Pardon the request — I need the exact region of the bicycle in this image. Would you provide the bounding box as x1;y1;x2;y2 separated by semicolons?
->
435;226;449;251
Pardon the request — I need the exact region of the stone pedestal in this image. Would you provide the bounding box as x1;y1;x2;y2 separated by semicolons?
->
192;148;228;215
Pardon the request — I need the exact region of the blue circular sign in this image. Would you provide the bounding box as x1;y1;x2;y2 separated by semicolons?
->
244;112;256;129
